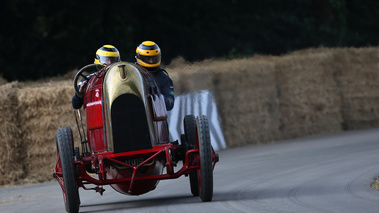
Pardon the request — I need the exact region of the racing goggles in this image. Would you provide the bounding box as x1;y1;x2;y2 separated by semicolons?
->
98;55;120;65
137;54;161;65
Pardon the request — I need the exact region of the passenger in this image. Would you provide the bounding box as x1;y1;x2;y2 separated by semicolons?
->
135;41;175;111
72;45;121;109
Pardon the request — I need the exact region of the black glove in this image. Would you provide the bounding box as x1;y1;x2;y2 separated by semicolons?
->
165;97;174;111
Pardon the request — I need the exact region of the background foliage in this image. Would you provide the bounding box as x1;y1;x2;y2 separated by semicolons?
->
1;0;378;81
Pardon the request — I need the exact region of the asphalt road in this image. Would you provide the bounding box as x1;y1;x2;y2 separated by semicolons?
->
1;128;379;213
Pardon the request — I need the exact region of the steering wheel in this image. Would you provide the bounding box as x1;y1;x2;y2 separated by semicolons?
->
73;64;104;98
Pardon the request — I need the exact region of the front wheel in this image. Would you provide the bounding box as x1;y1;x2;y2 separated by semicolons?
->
56;127;80;213
196;115;213;202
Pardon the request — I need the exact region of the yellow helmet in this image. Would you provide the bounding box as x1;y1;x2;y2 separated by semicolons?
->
136;41;161;69
94;45;120;65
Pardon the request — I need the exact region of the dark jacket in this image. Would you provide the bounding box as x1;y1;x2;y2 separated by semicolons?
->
150;67;175;111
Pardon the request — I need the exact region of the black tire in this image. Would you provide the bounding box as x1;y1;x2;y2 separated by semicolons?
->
184;115;196;148
57;127;80;213
197;115;213;202
189;170;199;197
184;115;199;196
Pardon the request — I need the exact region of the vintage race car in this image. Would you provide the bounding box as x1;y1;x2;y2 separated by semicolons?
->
53;62;219;213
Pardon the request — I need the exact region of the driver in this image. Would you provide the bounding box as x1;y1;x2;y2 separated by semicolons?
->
72;45;121;109
135;41;175;111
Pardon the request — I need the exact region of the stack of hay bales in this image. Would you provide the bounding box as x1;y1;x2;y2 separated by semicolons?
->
169;47;379;148
0;80;84;185
0;47;378;185
16;81;80;184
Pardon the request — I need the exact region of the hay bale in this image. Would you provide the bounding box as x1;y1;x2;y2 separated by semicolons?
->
213;59;282;147
0;82;25;185
331;47;379;130
275;50;344;139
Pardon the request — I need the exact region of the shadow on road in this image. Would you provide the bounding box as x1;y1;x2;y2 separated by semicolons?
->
79;194;198;212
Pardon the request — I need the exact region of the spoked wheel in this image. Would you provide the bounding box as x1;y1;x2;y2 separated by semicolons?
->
56;127;80;213
196;115;213;202
184;115;199;196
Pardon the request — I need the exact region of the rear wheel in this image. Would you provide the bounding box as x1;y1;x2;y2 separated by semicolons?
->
196;115;213;202
184;115;199;196
56;127;80;213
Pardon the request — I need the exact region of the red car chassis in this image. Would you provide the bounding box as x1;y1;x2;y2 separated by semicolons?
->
54;143;218;195
53;62;219;213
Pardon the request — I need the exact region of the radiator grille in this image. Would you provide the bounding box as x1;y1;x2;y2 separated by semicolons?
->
111;94;152;153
